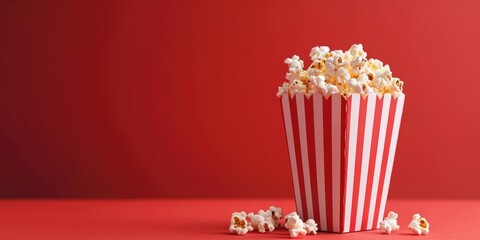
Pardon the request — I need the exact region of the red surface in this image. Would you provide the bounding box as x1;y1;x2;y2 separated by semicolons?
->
0;199;478;239
1;0;480;198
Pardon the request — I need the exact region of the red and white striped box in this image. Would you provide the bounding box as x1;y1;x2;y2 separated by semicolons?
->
280;93;405;233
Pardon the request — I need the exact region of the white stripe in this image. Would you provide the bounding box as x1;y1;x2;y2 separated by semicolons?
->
377;95;405;226
355;95;376;231
343;94;361;232
331;94;341;232
282;95;303;217
296;94;314;220
367;95;391;229
313;93;327;231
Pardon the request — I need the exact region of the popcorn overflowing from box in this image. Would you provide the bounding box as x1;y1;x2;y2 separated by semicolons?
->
278;44;405;233
277;44;403;98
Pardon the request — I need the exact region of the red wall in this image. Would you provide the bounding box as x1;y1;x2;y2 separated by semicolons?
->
1;0;479;198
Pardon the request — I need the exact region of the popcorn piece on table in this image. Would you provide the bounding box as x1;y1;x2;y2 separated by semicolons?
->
408;214;430;235
284;212;318;238
267;206;284;228
229;211;253;235
379;211;400;234
258;220;275;233
284;212;307;238
304;219;318;235
247;211;275;233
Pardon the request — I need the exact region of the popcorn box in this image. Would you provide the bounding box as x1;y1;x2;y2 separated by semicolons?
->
280;93;405;233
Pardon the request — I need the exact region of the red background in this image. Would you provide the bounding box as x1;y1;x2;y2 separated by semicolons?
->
1;0;479;198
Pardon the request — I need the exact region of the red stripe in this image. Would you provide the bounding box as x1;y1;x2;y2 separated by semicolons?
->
361;96;384;230
350;96;367;232
304;96;319;222
372;97;398;226
339;97;347;232
322;96;333;231
289;96;308;219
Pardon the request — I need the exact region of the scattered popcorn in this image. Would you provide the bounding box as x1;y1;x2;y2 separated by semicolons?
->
229;211;253;235
285;212;307;238
304;219;318;235
277;44;404;99
230;207;320;238
247;211;275;233
258;220;275;233
408;214;430;235
379;211;400;234
284;212;317;238
267;206;284;228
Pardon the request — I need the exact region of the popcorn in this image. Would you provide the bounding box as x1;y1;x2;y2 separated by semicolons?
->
277;44;404;99
229;211;253;235
372;76;388;89
258;220;275;233
304;219;318;235
325;83;339;96
285;55;304;72
347;78;363;94
347;44;367;59
309;75;327;94
291;79;307;94
335;67;350;84
357;73;369;84
309;46;330;61
325;61;336;77
246;206;283;232
267;206;283;228
307;66;321;76
286;69;300;82
408;214;430;235
284;212;318;238
284;212;307;238
332;50;346;67
230;207;321;237
368;58;383;70
379;211;400;234
277;82;290;97
364;84;375;95
247;211;274;233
